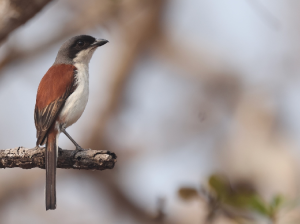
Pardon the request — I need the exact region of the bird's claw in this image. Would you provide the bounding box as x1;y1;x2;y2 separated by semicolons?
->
71;146;85;157
75;146;85;151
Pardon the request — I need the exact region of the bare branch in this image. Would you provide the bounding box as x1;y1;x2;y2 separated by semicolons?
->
0;0;53;43
0;147;117;170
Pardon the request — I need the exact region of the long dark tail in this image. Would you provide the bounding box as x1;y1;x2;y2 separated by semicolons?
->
45;129;57;210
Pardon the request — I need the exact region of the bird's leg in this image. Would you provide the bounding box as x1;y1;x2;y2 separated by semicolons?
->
61;127;85;152
31;145;40;150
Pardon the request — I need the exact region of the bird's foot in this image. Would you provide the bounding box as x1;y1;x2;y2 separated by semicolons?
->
75;146;85;152
32;146;39;150
71;146;86;157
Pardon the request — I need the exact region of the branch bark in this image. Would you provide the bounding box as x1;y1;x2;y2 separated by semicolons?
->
0;0;53;43
0;147;117;170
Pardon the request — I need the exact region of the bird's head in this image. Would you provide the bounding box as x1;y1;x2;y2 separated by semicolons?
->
54;35;108;65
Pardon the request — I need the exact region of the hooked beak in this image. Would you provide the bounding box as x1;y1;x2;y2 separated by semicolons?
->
92;39;109;47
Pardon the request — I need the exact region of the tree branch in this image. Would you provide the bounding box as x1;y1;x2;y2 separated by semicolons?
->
0;0;115;75
0;147;117;170
0;0;53;43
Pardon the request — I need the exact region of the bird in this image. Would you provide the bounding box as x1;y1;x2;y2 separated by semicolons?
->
34;35;108;210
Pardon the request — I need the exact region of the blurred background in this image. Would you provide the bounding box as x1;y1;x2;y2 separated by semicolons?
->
1;0;300;223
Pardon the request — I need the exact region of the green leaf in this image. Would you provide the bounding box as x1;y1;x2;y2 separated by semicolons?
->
248;195;270;216
271;194;283;209
268;194;284;218
208;174;229;198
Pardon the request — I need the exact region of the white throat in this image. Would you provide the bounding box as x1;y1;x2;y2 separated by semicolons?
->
73;48;97;65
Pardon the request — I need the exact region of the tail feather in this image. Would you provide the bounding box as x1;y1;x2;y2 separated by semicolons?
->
45;130;57;210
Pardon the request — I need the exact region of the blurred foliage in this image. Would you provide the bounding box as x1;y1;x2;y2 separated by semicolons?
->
179;174;287;224
178;187;199;200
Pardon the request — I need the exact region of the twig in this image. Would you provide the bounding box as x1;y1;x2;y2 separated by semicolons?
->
0;147;117;170
0;0;53;43
0;0;115;75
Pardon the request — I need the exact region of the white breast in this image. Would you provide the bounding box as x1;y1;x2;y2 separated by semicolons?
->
59;63;89;128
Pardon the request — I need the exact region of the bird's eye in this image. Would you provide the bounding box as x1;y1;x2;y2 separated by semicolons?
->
77;40;84;46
